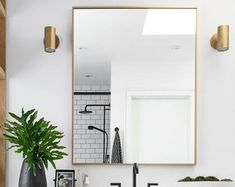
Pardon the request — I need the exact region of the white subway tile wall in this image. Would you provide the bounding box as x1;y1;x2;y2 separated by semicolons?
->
73;85;110;163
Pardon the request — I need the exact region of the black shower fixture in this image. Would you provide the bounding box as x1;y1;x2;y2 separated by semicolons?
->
88;125;109;163
80;104;110;163
79;108;92;114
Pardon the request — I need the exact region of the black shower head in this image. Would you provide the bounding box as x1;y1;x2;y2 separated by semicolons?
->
88;125;94;130
79;109;92;114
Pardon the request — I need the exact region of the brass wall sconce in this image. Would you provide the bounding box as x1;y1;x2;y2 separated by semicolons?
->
210;25;229;52
44;26;60;53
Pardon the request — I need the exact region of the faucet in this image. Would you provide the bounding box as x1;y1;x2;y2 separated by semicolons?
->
133;163;139;187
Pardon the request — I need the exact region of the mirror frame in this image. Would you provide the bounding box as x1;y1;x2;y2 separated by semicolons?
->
72;6;198;166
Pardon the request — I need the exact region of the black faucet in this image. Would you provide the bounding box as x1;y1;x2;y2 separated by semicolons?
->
110;183;121;187
133;163;139;187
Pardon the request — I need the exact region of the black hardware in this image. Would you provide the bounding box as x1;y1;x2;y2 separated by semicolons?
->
88;125;109;162
148;183;158;187
79;104;111;163
133;163;139;187
110;183;121;187
74;92;111;95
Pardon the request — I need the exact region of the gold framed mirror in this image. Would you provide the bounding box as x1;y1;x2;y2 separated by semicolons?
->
72;7;197;165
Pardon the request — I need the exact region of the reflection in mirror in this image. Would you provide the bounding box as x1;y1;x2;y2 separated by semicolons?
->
73;8;196;164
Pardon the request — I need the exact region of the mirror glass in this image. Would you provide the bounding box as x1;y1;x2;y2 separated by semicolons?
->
73;8;196;164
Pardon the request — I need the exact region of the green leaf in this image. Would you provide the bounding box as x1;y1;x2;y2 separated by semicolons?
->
9;112;21;122
2;108;67;176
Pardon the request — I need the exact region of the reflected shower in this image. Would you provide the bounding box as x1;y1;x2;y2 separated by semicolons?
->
79;104;110;163
79;108;92;114
88;125;109;163
79;104;110;114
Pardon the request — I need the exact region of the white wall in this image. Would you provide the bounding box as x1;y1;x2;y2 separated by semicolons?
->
125;92;194;164
110;59;195;160
6;0;235;187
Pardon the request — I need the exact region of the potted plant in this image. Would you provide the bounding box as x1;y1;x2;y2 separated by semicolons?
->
178;176;233;187
178;176;233;182
2;109;68;187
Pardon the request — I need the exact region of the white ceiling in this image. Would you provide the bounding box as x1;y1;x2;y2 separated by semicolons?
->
74;9;196;86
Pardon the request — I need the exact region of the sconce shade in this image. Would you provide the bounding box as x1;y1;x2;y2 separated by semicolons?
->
44;26;59;53
210;25;229;52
